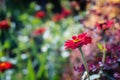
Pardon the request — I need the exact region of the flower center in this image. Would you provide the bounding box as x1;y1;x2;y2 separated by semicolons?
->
73;39;80;43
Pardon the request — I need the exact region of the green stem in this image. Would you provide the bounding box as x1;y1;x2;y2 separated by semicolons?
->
102;33;106;63
78;47;90;80
102;49;106;63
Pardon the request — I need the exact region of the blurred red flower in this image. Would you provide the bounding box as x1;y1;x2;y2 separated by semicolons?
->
0;62;12;72
52;13;64;22
0;20;10;30
61;8;72;17
64;33;92;49
96;20;114;30
52;8;71;22
35;11;46;19
32;27;46;36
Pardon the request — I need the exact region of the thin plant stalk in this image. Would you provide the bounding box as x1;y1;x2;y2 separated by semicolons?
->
78;47;90;80
102;32;106;63
102;42;106;63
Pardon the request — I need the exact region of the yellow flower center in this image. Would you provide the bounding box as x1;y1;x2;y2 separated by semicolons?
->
73;39;80;43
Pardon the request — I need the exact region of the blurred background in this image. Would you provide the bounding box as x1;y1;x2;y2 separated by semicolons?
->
0;0;120;80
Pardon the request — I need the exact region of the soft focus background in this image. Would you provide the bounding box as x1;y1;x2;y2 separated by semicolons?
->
0;0;120;80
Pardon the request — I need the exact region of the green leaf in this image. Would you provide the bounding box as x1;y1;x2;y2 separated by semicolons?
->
31;18;41;25
37;54;48;79
97;43;106;52
97;43;103;50
26;60;36;80
37;54;45;78
37;64;45;79
29;2;36;10
19;13;28;21
3;40;10;49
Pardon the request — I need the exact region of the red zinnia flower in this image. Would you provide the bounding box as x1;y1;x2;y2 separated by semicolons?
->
35;11;46;19
32;27;46;36
0;20;10;30
0;62;12;72
95;20;114;30
64;33;92;49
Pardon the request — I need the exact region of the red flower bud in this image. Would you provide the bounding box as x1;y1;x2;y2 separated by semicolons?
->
35;11;46;19
0;62;12;72
32;27;46;36
0;20;10;30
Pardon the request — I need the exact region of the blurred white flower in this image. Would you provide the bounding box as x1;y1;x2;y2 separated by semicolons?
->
89;74;100;80
0;57;17;64
51;36;60;44
82;71;100;80
11;22;16;29
35;5;41;11
5;70;14;80
26;24;32;30
21;54;28;60
61;51;69;58
0;57;7;61
41;44;50;52
43;29;51;40
18;35;29;42
9;59;17;64
23;69;27;74
6;74;11;80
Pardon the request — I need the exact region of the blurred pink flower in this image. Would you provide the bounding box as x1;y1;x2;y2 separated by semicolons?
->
96;20;114;30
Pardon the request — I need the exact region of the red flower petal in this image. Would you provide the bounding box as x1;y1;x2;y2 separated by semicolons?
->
35;11;46;19
0;20;10;30
0;62;12;72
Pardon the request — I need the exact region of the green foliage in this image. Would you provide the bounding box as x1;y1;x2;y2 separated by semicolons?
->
97;43;103;51
25;60;36;80
97;43;106;52
37;54;48;79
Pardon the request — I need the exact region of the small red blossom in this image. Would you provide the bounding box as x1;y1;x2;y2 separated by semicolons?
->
0;20;10;30
32;27;46;36
61;8;72;17
52;13;64;22
0;62;12;72
96;20;114;30
35;11;46;19
64;33;92;49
